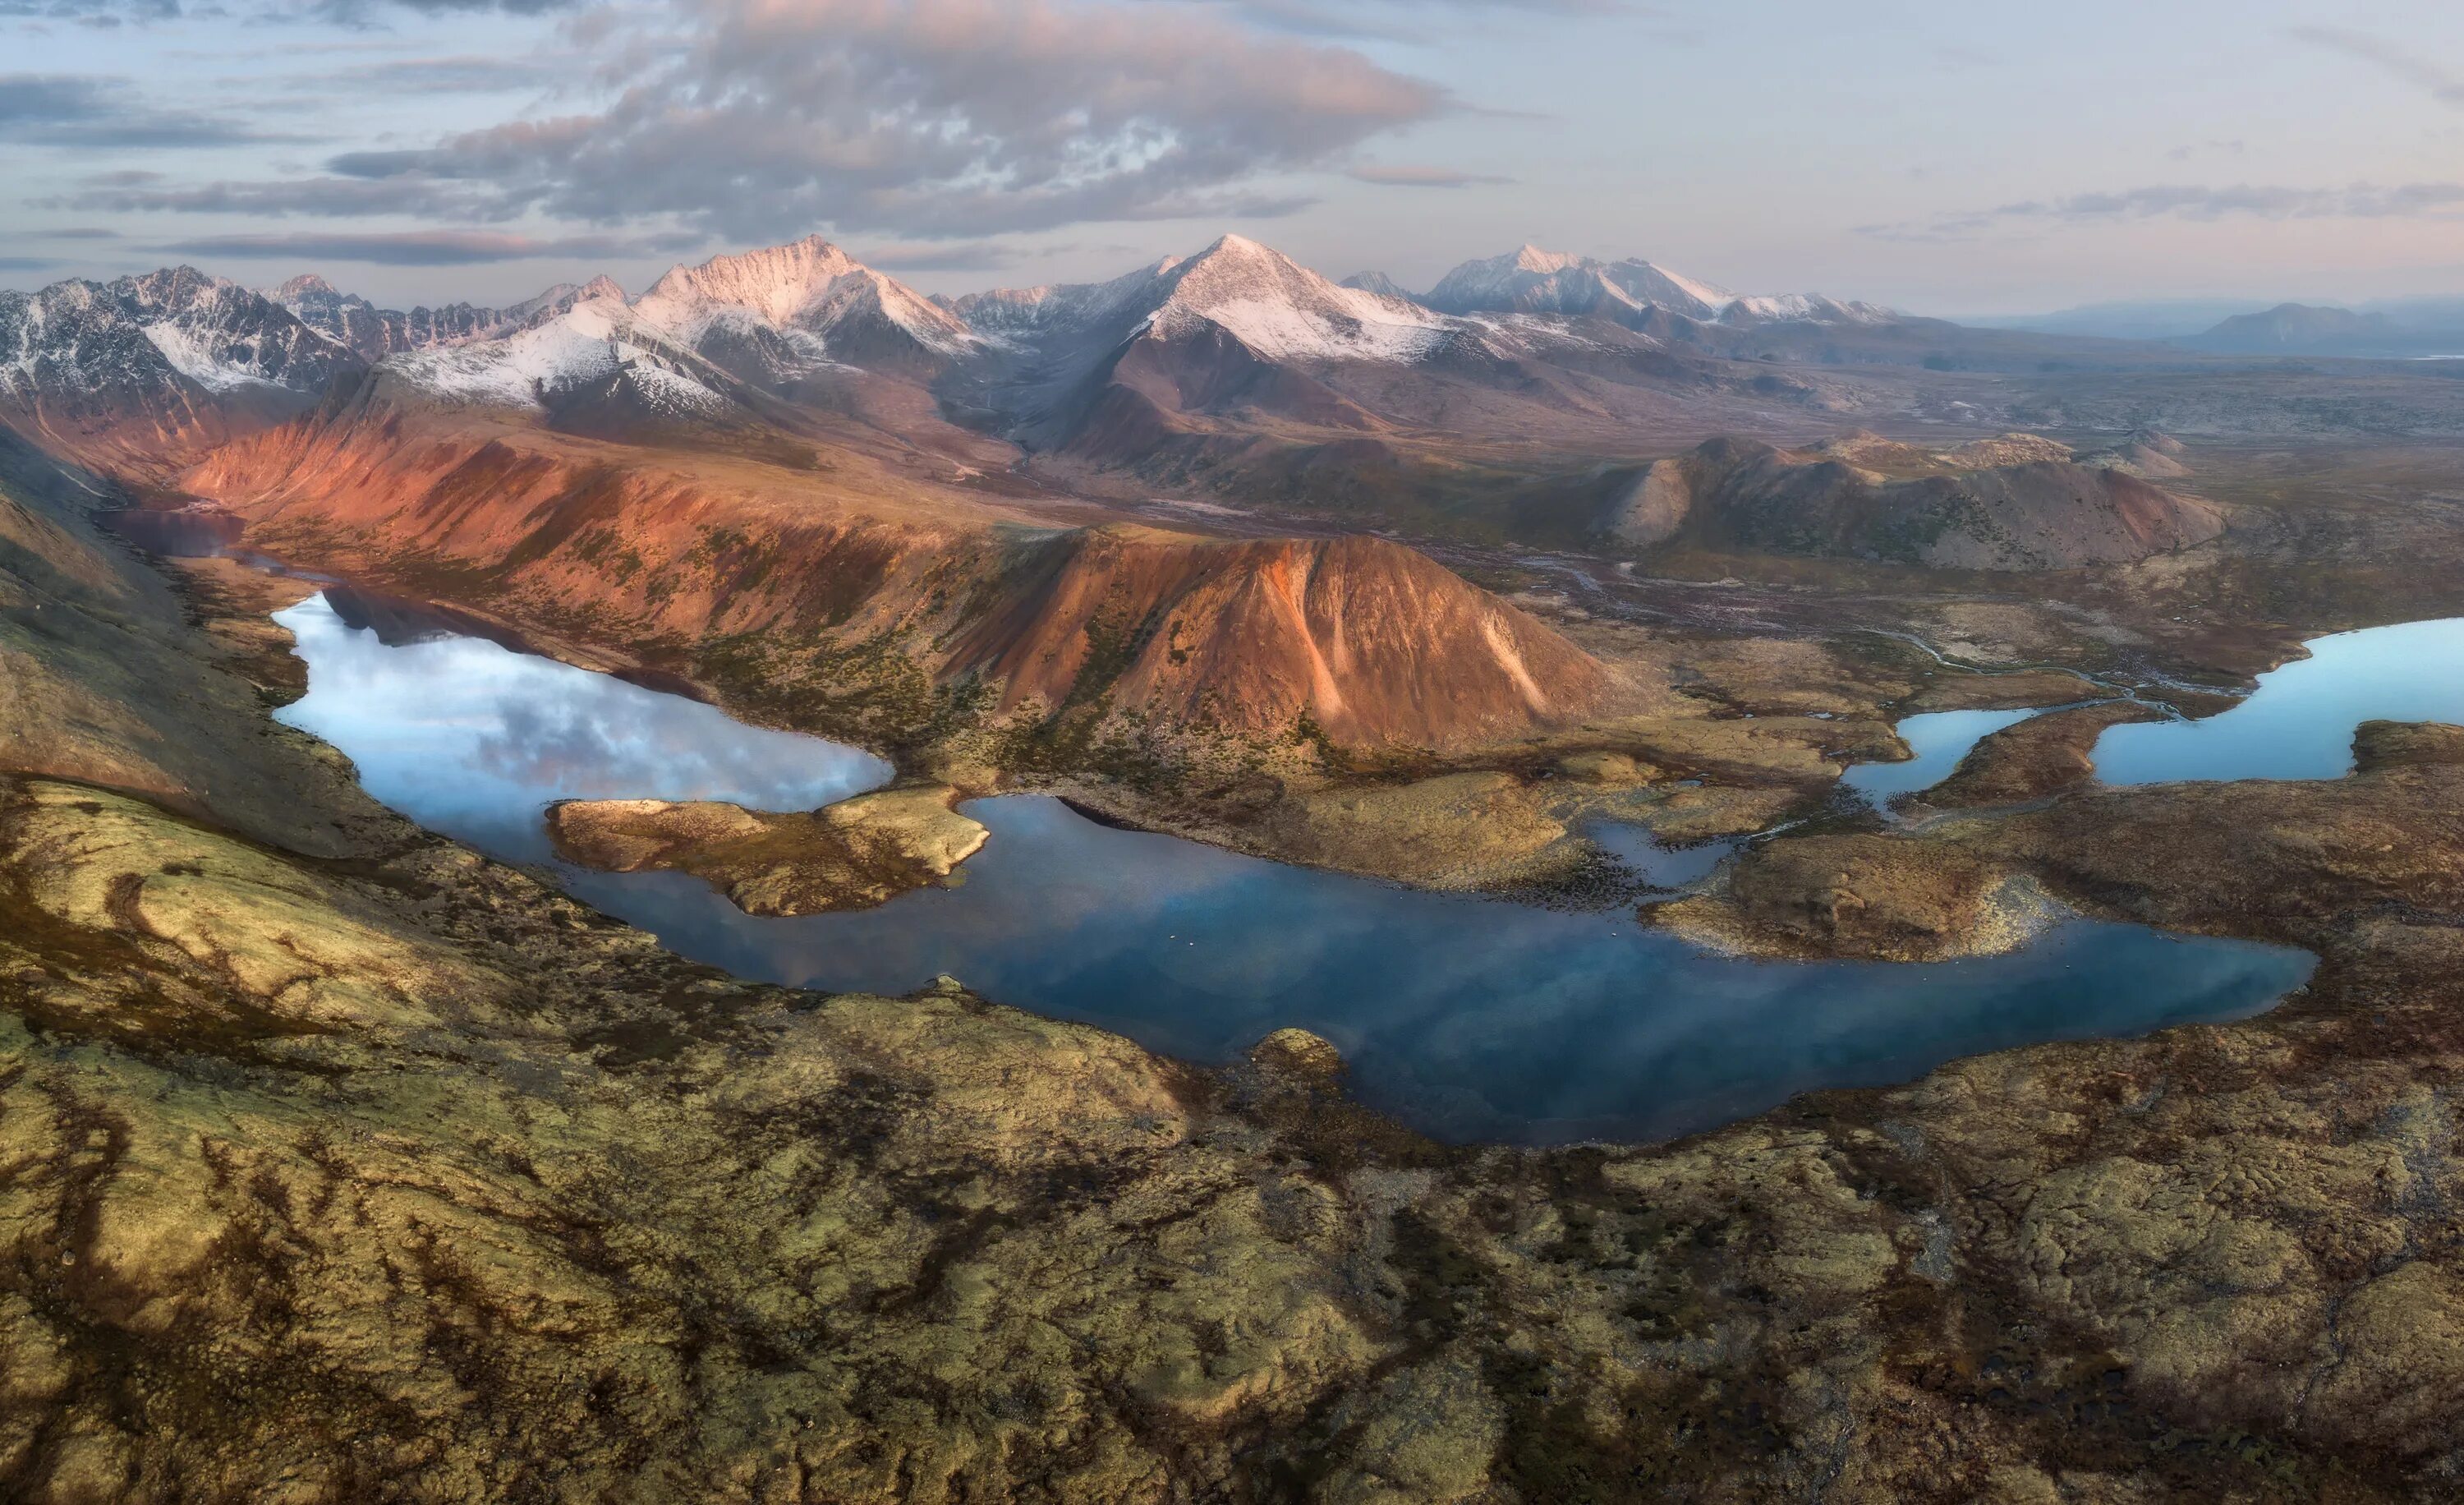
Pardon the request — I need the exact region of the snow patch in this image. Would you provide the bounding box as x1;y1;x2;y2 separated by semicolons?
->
388;306;627;408
142;321;282;393
1156;294;1447;363
634;236;977;359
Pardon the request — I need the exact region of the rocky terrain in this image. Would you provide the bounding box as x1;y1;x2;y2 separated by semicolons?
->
16;408;2464;1500
549;785;989;915
0;269;361;481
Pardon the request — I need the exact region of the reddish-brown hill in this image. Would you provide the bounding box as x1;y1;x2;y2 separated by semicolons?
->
1;383;312;488
182;384;1618;749
946;527;1607;745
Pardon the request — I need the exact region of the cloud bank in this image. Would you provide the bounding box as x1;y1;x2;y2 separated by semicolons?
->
1861;182;2464;242
308;0;1446;242
154;228;703;264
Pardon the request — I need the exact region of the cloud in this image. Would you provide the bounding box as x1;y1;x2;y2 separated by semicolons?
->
54;173;490;218
332;55;559;92
323;0;1447;241
1345;163;1513;188
310;0;581;19
2015;182;2464;219
0;73;306;147
0;0;180;25
1860;181;2464;241
0;0;583;23
0;255;65;272
154;228;704;265
1204;0;1630;43
2288;25;2464;107
854;240;1034;272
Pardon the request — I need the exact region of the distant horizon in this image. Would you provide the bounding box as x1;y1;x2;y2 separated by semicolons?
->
8;227;2464;334
8;0;2464;317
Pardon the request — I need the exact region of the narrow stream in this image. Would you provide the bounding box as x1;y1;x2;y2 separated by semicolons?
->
269;589;2312;1144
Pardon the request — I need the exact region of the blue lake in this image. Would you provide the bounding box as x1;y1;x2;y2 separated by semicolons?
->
274;591;2315;1144
2094;618;2464;785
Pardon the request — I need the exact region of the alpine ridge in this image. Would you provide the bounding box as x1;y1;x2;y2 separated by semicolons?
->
1425;242;1892;328
1;267;361;476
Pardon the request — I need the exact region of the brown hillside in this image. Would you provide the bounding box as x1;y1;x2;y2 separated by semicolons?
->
182;386;1618;749
1608;432;2224;569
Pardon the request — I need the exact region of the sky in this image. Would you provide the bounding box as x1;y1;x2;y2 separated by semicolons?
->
5;0;2464;317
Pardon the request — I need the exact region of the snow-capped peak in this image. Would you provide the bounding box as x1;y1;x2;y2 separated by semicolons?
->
1427;246;1724;320
638;236;866;328
1138;234;1449;362
955;235;1451;364
1;265;359;403
1510;243;1584;275
1426;244;1889;328
632;235;974;358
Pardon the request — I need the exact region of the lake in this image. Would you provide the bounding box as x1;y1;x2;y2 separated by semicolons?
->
2094;618;2464;785
273;590;2315;1144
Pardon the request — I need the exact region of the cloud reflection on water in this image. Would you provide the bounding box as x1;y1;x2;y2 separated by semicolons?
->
2095;617;2464;785
274;594;891;858
278;590;2316;1144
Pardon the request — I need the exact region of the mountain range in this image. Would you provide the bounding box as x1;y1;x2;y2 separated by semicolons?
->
0;231;2245;756
1987;296;2464;355
0;233;1897;460
2172;302;2464;358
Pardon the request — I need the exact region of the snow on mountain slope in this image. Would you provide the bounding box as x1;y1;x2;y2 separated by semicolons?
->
1600;260;1737;319
1727;292;1892;324
1338;271;1419;302
1143;235;1450;361
276;273;643;363
142;321;283;393
951;255;1188;341
632;236;975;361
383;283;728;415
1428;244;1729;321
960;236;1451;365
508;276;628;329
1424;244;1668;318
1427;244;1889;327
2;268;357;402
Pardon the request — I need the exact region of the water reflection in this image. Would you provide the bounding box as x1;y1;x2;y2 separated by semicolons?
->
275;591;2315;1144
273;595;890;856
565;799;2309;1143
2095;618;2464;785
1841;707;2043;806
1581;820;1740;889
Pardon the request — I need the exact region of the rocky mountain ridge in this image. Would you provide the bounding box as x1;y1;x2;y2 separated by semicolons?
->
1415;242;1893;328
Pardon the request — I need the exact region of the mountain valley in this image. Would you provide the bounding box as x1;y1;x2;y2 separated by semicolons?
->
13;225;2464;1500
